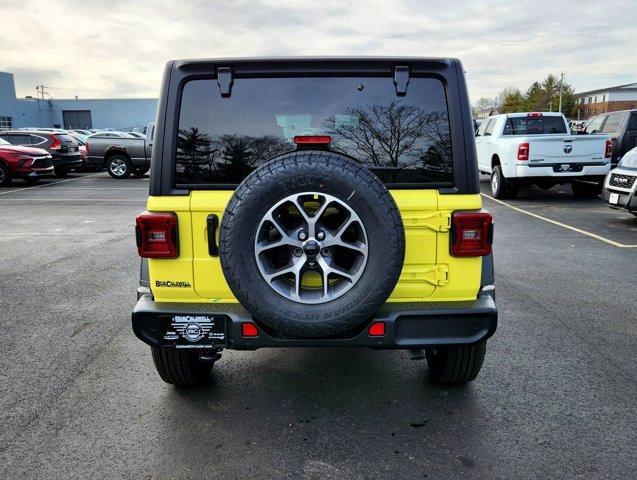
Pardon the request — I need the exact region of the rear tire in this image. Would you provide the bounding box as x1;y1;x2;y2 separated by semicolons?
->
425;341;487;383
491;165;518;199
0;163;12;187
151;347;213;386
106;155;133;179
571;180;601;198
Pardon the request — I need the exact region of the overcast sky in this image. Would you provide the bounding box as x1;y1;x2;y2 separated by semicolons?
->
1;0;634;104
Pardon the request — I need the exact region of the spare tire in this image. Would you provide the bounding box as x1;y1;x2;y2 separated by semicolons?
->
219;150;405;338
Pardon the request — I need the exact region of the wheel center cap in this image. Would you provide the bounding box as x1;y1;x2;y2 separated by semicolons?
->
303;239;321;257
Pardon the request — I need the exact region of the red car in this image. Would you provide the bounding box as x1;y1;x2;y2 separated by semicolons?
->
0;137;54;186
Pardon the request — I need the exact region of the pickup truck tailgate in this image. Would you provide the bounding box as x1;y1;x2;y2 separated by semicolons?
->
528;135;606;164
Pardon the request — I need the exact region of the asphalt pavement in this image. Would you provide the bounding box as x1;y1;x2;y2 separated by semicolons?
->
0;173;635;479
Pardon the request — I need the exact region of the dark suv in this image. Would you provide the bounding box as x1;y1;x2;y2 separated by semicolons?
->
582;109;637;167
132;57;497;387
0;131;82;176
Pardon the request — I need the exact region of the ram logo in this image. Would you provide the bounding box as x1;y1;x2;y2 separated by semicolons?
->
563;144;573;154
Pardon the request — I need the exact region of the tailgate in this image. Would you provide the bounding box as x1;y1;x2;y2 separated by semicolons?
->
528;135;606;163
182;190;482;304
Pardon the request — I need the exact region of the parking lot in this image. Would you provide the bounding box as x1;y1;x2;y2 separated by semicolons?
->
0;173;635;479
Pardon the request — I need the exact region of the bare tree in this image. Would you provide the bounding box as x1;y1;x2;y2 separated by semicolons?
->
324;102;431;168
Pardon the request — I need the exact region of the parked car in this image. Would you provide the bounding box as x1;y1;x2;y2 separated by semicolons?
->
88;131;135;139
602;146;637;215
476;112;612;198
132;57;497;387
127;132;146;139
68;134;90;170
85;122;154;178
581;109;637;167
0;130;82;176
0;137;54;186
68;130;89;143
69;129;91;137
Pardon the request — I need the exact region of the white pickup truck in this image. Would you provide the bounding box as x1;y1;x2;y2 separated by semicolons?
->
475;112;612;198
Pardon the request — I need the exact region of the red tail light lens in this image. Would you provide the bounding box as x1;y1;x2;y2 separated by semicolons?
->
527;112;543;118
241;323;259;337
605;140;612;159
84;142;90;154
293;135;332;145
135;211;178;258
517;142;530;161
49;135;61;150
451;210;493;257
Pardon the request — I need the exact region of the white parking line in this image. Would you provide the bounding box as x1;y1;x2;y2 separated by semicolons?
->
481;193;637;248
0;173;104;196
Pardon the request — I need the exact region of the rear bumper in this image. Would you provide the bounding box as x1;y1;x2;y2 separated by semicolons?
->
53;155;83;169
131;291;498;350
515;163;609;178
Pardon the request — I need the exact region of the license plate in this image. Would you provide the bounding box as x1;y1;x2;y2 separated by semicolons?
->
558;164;572;172
161;314;226;348
69;147;78;152
609;193;619;204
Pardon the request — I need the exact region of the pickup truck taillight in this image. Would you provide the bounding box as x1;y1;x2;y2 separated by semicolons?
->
517;142;530;161
135;211;179;258
605;140;612;159
451;210;493;257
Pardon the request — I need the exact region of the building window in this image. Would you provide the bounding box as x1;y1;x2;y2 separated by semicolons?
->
602;94;606;102
0;116;13;130
588;97;592;103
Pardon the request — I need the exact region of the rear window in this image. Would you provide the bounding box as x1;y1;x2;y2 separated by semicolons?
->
175;77;452;186
503;116;567;135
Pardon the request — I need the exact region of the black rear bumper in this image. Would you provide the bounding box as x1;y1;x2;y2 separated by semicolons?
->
132;291;497;350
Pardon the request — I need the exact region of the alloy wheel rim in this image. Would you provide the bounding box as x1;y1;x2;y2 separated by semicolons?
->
110;159;126;176
254;192;368;304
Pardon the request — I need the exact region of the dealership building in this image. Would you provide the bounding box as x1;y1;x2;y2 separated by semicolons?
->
0;71;157;131
574;82;637;119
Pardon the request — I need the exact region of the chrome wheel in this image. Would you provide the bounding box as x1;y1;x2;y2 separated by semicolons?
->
109;158;127;176
491;170;499;195
254;192;368;304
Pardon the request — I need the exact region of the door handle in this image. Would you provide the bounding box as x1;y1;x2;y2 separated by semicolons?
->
206;214;219;256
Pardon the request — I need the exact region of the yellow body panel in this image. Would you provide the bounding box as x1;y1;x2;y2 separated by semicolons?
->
147;190;483;303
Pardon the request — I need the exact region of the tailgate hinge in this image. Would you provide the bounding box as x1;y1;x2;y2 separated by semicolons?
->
423;265;449;286
405;211;450;232
217;67;234;97
401;265;449;286
393;66;410;96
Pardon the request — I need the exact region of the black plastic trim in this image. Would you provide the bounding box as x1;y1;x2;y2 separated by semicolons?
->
131;293;497;350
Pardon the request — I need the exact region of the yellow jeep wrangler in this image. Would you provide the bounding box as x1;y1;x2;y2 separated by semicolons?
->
132;57;497;386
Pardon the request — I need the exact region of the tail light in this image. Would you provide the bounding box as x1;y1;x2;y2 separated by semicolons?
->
293;135;331;145
517;142;530;161
135;211;179;258
84;142;90;155
49;135;61;150
527;112;543;118
451;210;493;257
605;140;612;159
